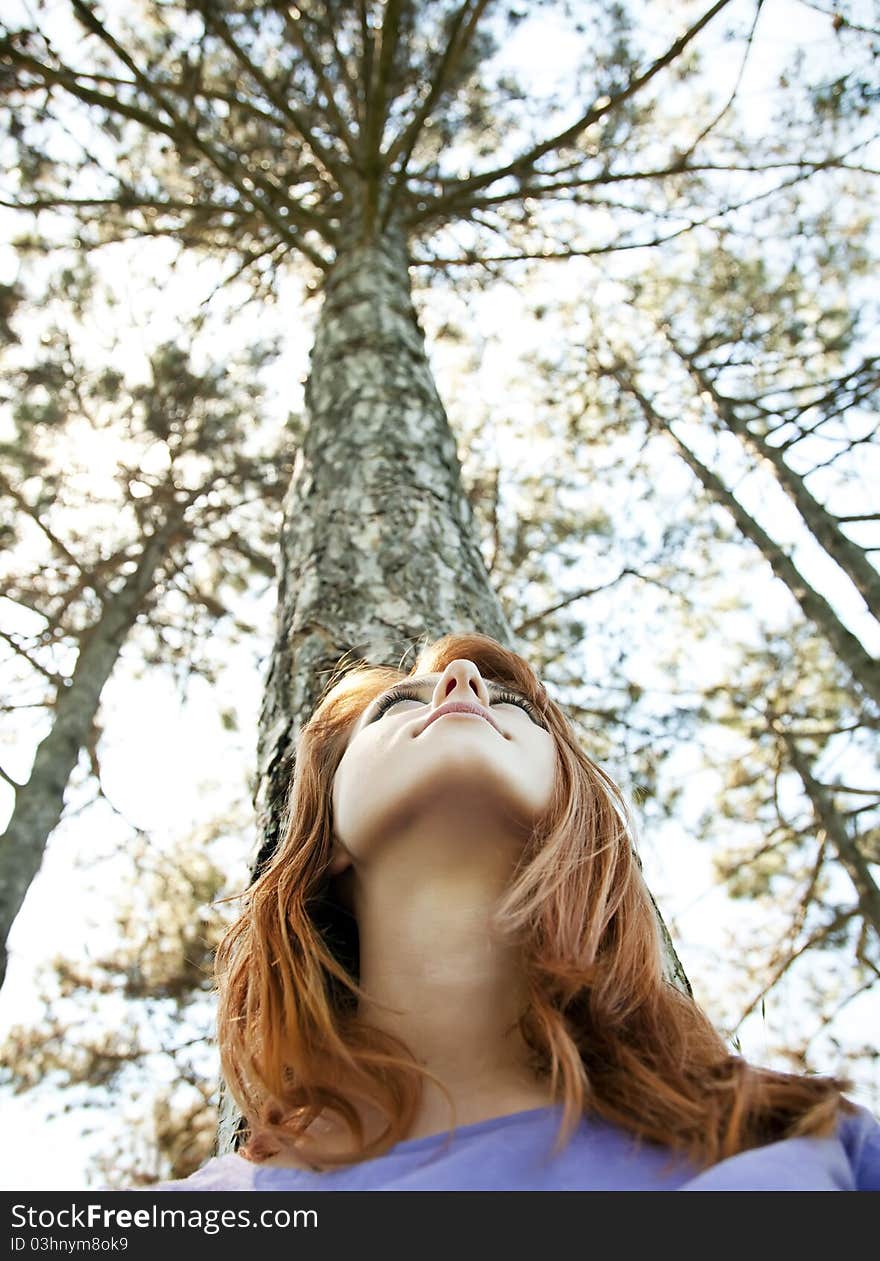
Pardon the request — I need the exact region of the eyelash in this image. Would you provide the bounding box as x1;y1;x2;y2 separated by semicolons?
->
371;687;542;724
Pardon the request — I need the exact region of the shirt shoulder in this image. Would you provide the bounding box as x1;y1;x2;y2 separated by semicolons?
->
837;1103;880;1191
679;1101;880;1191
140;1155;256;1192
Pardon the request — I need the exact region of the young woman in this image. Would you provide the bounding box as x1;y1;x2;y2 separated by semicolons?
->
148;632;880;1190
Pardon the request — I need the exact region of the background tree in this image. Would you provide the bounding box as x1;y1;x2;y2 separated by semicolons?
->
0;810;249;1188
608;225;880;958
0;256;294;987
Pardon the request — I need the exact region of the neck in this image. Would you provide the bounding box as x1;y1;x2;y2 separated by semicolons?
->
347;807;554;1140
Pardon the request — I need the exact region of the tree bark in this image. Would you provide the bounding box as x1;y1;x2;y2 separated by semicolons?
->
0;518;183;989
251;222;513;877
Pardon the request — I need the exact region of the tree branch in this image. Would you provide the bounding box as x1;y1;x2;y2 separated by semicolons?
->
384;0;491;222
0;763;25;791
780;731;880;940
68;1;335;262
361;0;404;233
732;906;856;1031
403;0;735;226
663;329;880;619
0;471;80;569
611;365;880;707
511;570;633;636
0;627;66;687
193;2;354;193
1;38;177;138
280;3;366;139
682;0;765;155
268;4;362;169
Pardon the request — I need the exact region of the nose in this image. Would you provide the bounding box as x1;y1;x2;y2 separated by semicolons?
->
430;659;491;711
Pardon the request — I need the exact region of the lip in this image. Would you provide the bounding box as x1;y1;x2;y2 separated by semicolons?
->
418;700;501;736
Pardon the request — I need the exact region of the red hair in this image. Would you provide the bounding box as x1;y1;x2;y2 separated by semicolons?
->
215;632;852;1171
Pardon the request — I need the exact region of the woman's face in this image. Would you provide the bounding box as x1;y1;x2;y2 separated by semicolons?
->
329;657;558;875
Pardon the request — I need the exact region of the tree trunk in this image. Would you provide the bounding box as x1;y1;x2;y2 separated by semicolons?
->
0;519;181;989
219;223;691;1152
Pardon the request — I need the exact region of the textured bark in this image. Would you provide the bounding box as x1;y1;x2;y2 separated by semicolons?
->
0;518;182;989
218;227;691;1152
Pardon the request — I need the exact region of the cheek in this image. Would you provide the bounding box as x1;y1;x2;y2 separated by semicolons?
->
530;737;560;806
331;751;360;827
331;770;342;823
331;766;354;848
331;739;386;844
504;730;557;820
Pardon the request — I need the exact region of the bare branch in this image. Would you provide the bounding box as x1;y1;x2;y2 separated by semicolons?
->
0;627;65;687
611;365;880;707
404;0;736;226
0;472;81;569
193;2;353;193
683;0;766;155
384;0;491;221
733;907;856;1031
511;570;633;636
662;329;880;619
781;731;880;939
68;1;334;263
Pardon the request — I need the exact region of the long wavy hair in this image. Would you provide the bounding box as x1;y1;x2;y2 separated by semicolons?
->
215;631;852;1172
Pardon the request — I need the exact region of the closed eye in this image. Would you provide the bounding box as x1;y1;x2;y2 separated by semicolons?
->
369;686;543;725
492;689;541;720
370;689;423;719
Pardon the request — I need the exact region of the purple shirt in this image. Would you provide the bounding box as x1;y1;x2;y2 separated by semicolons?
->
142;1101;880;1191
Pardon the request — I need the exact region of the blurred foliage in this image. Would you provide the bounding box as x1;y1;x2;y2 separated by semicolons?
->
0;815;250;1188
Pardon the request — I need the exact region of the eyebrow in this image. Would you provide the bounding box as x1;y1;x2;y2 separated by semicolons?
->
362;676;526;722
